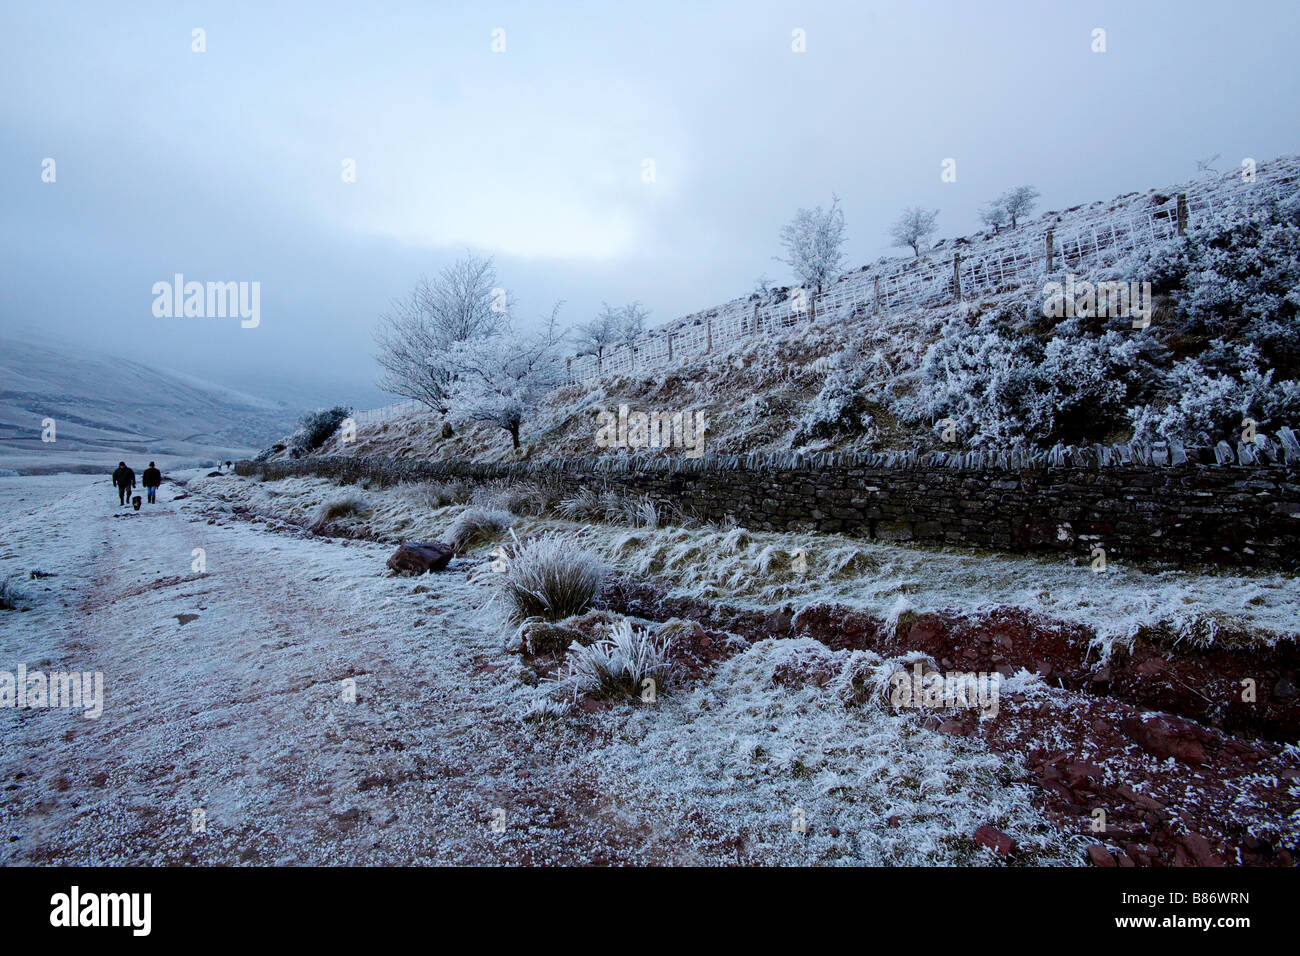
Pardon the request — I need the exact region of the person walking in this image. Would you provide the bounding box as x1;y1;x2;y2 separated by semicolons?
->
111;461;136;506
142;461;162;504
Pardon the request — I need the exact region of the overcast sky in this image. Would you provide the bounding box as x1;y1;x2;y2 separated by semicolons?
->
2;0;1298;409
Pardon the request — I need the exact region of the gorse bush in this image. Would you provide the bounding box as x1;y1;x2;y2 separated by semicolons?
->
792;347;881;447
443;506;514;554
1128;341;1300;444
1130;192;1300;376
290;406;353;454
888;311;1162;447
501;532;606;622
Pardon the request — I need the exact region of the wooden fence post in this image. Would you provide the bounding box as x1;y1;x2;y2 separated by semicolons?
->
1045;228;1054;273
952;252;962;303
706;318;712;353
752;301;760;337
667;332;673;361
566;357;571;383
873;275;881;314
1176;193;1188;235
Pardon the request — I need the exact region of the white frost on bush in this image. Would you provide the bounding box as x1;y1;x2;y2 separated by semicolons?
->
559;617;672;700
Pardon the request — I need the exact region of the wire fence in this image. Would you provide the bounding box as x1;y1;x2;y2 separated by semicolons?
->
357;156;1299;421
564;157;1299;385
353;400;425;426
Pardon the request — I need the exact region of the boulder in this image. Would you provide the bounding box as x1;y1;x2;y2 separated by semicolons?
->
974;825;1015;856
1086;844;1117;867
387;542;454;575
1119;712;1207;765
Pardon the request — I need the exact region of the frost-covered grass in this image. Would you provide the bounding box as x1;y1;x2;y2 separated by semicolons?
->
308;493;370;533
471;480;559;516
562;637;1083;865
501;532;606;622
191;473;1300;655
9;471;1290;866
592;522;1300;654
556;485;673;527
442;507;514;554
400;479;473;509
558;618;672;700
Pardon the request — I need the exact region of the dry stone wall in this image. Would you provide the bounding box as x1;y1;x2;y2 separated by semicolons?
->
238;441;1300;570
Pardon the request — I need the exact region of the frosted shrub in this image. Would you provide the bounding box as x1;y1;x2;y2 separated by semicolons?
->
0;575;25;611
792;348;880;447
562;618;672;700
501;532;607;622
1130;192;1300;374
891;311;1159;446
309;493;370;533
1128;344;1300;444
289;406;352;454
443;506;514;554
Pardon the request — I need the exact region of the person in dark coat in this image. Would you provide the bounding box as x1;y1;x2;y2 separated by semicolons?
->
142;462;162;504
112;462;136;506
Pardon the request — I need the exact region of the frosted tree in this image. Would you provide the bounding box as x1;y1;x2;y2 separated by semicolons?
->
576;304;622;372
979;200;1009;234
446;304;567;449
580;301;649;371
777;195;846;322
618;300;650;364
373;253;506;413
889;207;939;258
998;186;1040;229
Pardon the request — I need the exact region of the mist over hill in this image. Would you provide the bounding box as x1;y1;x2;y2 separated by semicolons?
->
0;336;305;472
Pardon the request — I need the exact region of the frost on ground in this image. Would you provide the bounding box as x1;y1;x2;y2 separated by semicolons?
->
193;473;1300;655
564;639;1083;865
2;472;1294;865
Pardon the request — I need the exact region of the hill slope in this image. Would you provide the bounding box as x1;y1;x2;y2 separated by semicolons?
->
295;156;1300;465
0;337;303;472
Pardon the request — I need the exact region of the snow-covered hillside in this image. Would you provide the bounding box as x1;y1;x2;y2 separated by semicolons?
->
0;337;304;473
335;156;1300;465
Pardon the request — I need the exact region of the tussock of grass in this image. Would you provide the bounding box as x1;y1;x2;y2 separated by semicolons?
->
308;493;371;533
443;507;514;554
501;532;606;622
560;618;673;700
472;480;558;516
556;486;682;528
401;479;473;509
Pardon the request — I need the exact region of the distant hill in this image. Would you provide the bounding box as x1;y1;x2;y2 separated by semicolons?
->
0;337;304;473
